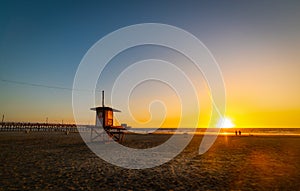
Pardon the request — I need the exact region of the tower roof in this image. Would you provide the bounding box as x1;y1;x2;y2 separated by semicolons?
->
90;106;121;112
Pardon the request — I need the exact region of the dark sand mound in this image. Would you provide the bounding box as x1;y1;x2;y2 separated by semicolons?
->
0;132;299;190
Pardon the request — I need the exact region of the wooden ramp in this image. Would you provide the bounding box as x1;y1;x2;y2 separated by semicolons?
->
88;125;126;143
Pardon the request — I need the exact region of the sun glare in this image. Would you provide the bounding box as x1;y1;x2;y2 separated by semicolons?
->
219;117;235;128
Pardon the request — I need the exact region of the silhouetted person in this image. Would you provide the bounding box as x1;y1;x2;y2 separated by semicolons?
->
239;130;241;136
235;130;238;136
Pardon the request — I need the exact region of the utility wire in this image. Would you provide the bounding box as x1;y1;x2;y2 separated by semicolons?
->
0;78;101;92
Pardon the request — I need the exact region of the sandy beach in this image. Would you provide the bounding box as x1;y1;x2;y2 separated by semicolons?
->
0;132;299;190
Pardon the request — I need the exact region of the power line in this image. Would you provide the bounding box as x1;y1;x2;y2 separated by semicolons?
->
0;78;101;92
0;78;74;91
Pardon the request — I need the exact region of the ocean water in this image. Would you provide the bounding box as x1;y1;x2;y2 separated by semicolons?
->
127;128;300;136
219;128;300;136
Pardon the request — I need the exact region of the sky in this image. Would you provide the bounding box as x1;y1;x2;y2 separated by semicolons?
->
0;0;300;127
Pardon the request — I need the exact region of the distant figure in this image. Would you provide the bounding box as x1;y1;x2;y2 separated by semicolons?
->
239;130;241;136
235;130;238;136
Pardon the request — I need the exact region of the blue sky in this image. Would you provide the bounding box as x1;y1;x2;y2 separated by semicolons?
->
1;0;300;126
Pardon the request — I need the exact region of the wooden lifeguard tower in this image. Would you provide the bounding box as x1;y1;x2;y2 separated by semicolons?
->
90;91;126;143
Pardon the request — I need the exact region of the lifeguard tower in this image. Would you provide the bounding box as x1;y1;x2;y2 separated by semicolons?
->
90;91;126;143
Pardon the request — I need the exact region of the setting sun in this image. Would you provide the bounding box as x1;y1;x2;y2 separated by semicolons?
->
219;117;235;128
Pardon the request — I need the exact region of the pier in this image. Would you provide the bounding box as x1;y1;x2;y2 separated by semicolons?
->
0;122;85;133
